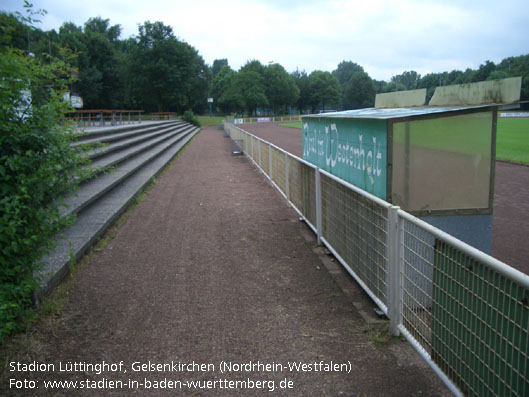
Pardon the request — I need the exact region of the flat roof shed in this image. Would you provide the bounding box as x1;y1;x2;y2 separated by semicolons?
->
302;104;499;216
301;77;523;252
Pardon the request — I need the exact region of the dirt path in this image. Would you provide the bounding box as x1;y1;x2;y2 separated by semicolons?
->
242;122;529;275
1;127;449;396
491;161;529;273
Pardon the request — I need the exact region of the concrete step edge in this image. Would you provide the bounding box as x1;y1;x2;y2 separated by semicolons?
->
60;128;195;218
34;127;200;300
82;124;197;178
73;120;182;142
84;123;189;160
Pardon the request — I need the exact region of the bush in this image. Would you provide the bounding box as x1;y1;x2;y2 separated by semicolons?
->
182;110;201;127
0;47;87;341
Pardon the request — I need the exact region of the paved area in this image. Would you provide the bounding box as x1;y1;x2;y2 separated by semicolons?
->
1;127;450;396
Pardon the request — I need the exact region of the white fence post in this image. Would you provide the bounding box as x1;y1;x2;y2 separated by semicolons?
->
315;168;322;245
387;205;403;336
285;153;290;201
258;140;262;167
245;133;248;154
269;146;273;182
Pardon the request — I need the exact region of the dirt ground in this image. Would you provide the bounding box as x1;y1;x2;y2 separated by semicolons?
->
0;127;450;396
242;122;529;276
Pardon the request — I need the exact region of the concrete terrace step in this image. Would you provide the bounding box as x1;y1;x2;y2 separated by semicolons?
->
35;123;200;300
73;120;184;148
84;123;195;175
82;122;186;160
73;120;180;142
60;127;196;218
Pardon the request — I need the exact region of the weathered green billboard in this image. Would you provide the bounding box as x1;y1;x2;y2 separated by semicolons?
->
302;117;387;199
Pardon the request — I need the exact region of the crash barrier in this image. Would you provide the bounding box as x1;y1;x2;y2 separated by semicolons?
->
224;121;529;397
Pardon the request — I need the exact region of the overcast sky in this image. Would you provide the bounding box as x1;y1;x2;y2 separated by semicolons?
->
3;0;529;81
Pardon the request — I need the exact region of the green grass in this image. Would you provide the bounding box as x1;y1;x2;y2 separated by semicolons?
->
280;121;302;129
196;115;225;127
496;118;529;164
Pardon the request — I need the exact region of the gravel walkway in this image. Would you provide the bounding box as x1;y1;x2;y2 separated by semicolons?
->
2;127;449;396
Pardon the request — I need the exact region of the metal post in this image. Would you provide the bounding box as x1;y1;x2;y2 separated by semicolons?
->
258;140;262;167
269;146;273;181
387;205;403;336
315;168;322;245
285;152;289;201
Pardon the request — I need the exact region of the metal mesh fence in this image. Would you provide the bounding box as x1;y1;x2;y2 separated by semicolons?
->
430;241;529;396
270;146;286;195
260;143;270;176
320;174;388;307
251;136;258;163
224;122;529;396
287;156;316;228
401;218;435;353
400;215;529;396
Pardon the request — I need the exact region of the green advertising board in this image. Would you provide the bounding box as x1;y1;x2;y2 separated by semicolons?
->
302;117;387;199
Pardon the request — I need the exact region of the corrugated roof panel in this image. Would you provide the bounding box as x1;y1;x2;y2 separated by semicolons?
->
303;105;492;120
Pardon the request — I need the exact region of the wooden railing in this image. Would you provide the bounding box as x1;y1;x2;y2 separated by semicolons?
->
61;110;145;126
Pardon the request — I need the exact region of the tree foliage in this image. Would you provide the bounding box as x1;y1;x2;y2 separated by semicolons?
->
308;71;341;112
212;65;242;115
233;70;268;116
291;69;311;114
125;21;208;113
0;15;88;340
344;71;376;109
211;58;228;78
264;64;299;115
391;70;421;90
2;7;529;117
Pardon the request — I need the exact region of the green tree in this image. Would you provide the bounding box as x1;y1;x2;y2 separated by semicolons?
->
391;70;421;90
344;71;376;108
333;61;365;88
211;58;228;78
57;18;124;108
0;11;28;50
126;21;208;113
472;60;496;82
240;59;266;76
212;65;242;114
308;70;341;113
233;70;268;116
332;61;365;109
0;14;87;340
264;63;299;115
291;69;311;114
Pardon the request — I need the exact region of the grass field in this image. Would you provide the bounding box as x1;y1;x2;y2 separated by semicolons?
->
280;118;529;164
280;121;303;129
496;118;529;164
197;115;225;127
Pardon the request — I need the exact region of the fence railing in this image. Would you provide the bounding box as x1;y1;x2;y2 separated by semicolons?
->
227;115;302;124
224;121;529;397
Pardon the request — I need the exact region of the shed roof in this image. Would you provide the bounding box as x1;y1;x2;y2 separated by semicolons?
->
302;105;495;121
